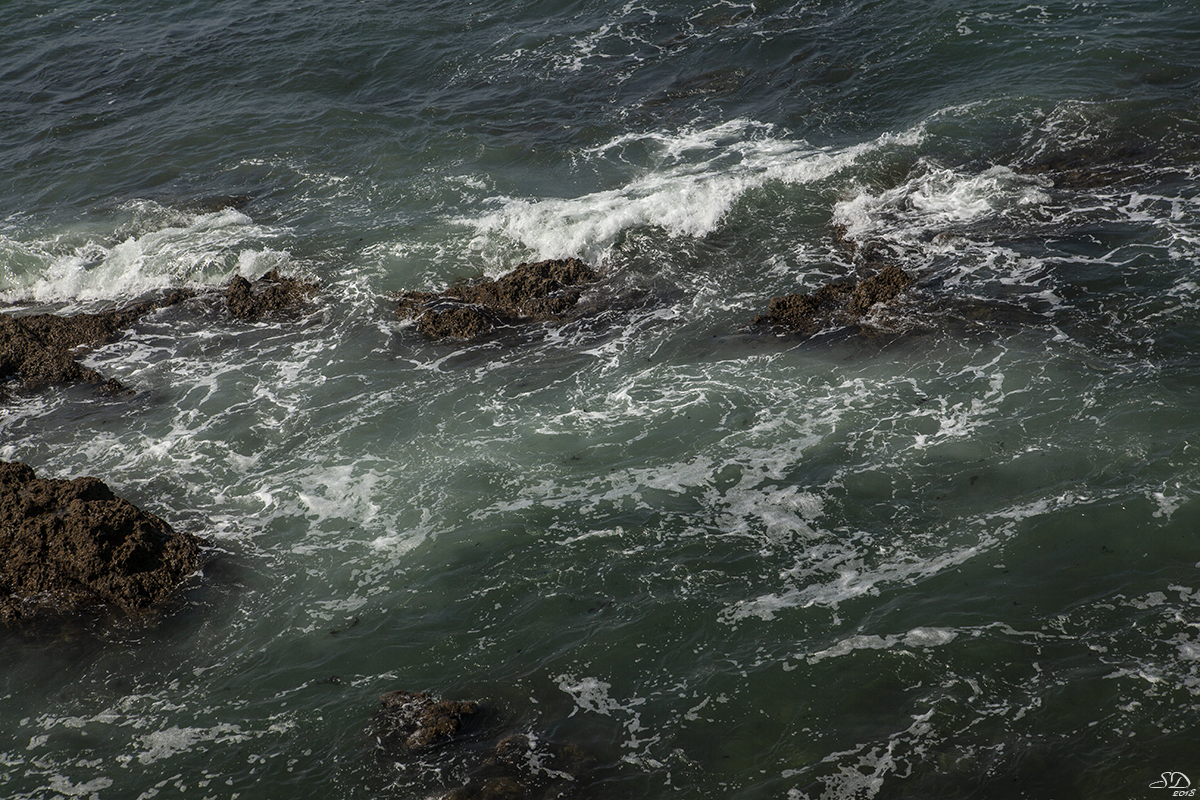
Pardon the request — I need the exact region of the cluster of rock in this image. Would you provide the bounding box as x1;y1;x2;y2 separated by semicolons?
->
371;690;598;800
0;460;205;623
0;224;921;631
395;253;917;343
1;269;317;624
0;270;319;402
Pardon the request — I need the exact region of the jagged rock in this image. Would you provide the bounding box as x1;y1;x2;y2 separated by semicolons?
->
0;461;204;623
224;269;319;320
0;292;190;396
396;258;598;340
754;264;913;335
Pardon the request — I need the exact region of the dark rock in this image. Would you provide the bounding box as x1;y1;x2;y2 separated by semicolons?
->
395;258;598;340
373;691;481;752
224;269;319;320
754;264;913;335
846;264;914;316
0;461;204;623
0;270;317;399
0;292;190;396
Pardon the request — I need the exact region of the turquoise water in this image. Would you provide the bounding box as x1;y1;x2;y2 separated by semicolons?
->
2;1;1200;798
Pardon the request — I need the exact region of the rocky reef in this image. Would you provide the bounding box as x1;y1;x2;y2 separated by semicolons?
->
0;461;204;623
395;258;598;340
753;263;913;336
374;691;482;752
443;732;597;800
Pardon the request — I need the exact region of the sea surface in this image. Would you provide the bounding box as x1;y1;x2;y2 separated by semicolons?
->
2;1;1200;798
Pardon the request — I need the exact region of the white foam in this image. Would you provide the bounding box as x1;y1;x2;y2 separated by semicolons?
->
556;674;653;751
0;202;291;304
832;164;1050;243
465;120;925;262
136;724;249;765
804;626;960;664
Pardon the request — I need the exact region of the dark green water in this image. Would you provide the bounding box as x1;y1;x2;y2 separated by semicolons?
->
2;1;1200;798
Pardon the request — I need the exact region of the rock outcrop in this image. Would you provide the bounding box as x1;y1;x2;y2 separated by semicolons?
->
0;270;319;400
372;691;601;800
373;691;482;752
0;461;204;622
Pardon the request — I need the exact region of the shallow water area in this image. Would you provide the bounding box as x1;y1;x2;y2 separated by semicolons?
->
3;1;1200;798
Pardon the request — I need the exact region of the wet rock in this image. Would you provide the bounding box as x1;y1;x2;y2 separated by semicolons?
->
754;264;913;336
0;292;190;396
0;460;204;623
1;270;317;399
395;258;598;340
373;691;481;752
224;269;320;320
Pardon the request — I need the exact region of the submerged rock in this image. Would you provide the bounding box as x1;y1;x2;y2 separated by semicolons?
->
754;264;913;336
372;691;603;800
0;460;204;623
395;258;598;340
373;691;482;752
224;269;320;321
442;733;596;800
0;292;190;396
1016;141;1155;190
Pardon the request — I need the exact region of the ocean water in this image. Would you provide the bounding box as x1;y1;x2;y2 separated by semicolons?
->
2;1;1200;798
